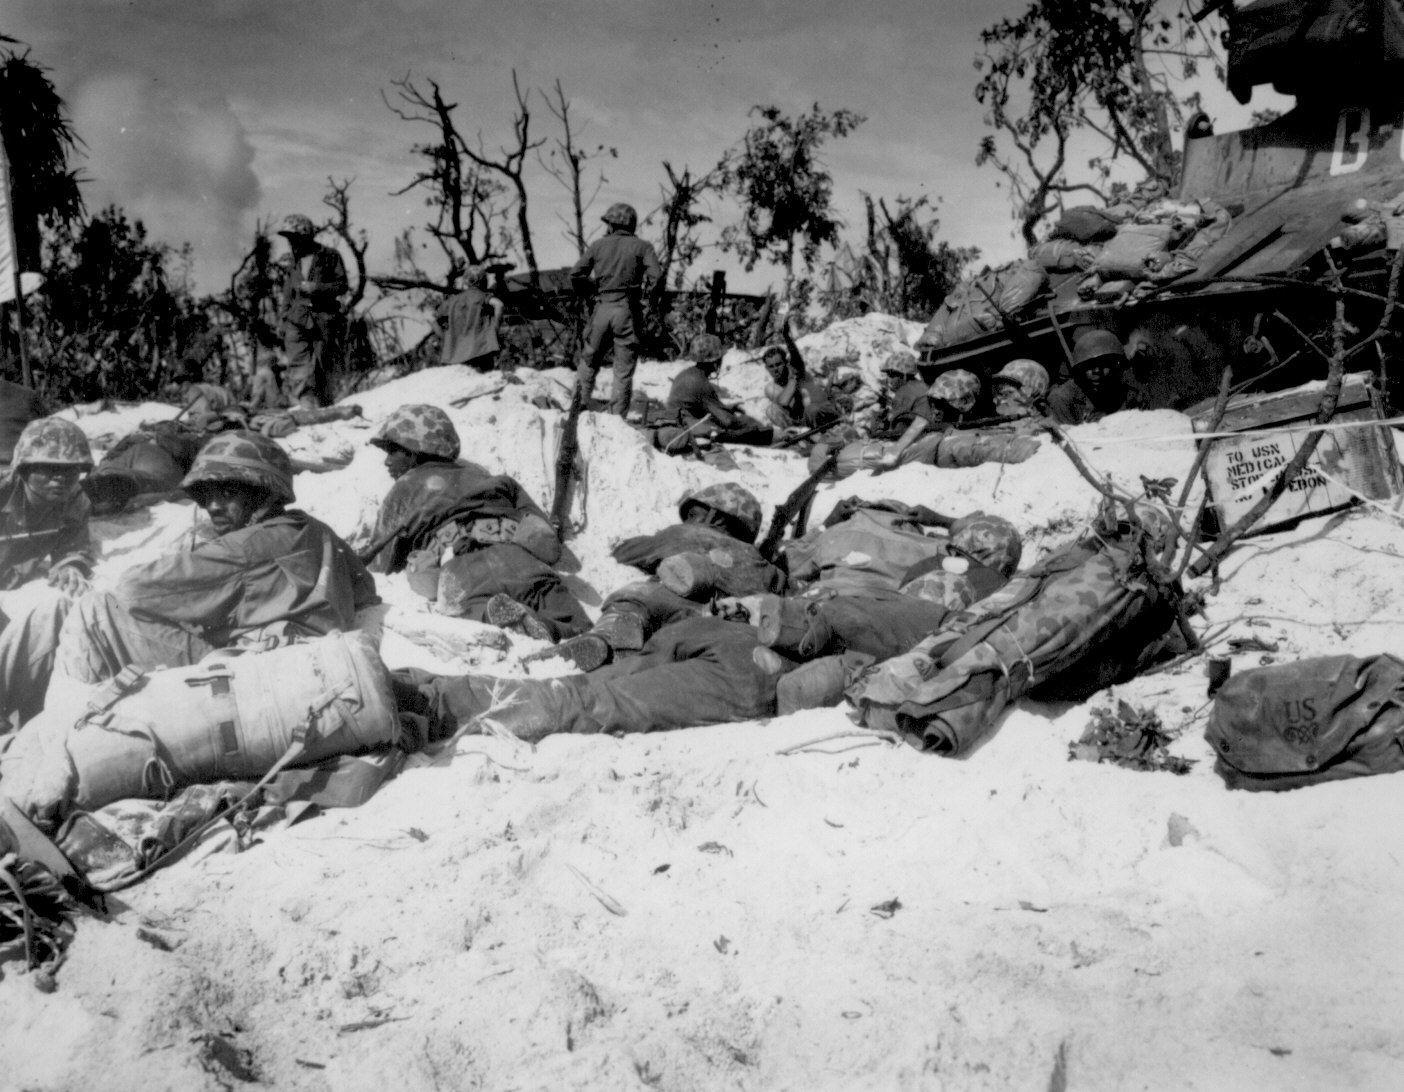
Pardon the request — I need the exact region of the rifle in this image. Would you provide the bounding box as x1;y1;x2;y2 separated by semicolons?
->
757;445;840;561
773;420;838;448
550;378;588;535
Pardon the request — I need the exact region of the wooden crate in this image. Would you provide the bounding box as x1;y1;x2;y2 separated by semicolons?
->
1191;373;1401;536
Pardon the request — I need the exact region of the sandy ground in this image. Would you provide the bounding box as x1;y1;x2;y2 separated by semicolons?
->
4;314;1404;1091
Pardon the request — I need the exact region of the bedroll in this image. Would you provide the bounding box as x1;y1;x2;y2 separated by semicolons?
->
848;528;1183;756
0;630;398;821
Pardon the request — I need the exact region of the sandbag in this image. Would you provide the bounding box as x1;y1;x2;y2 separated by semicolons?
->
1206;654;1404;790
1048;206;1121;243
1089;222;1177;280
916;260;1048;351
1028;238;1100;272
0;630;398;822
848;528;1182;756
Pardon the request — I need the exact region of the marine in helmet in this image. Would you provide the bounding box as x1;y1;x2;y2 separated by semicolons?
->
364;406;587;643
277;213;349;408
435;264;505;372
872;350;927;440
0;418;96;726
875;366;980;472
664;333;773;448
0;418;94;595
43;430;378;699
570;201;662;416
1047;329;1148;425
991;359;1050;419
899;512;1023;611
531;480;784;672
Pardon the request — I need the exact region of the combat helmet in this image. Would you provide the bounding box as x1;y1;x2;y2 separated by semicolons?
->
1072;328;1125;369
881;351;919;378
182;430;295;506
277;213;316;238
601;202;638;232
992;359;1050;403
679;481;764;544
11;418;94;472
929;369;981;415
369;404;461;461
1130;499;1179;558
689;333;724;365
947;512;1022;578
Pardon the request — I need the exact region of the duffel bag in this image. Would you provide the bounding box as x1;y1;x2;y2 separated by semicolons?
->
1206;654;1404;790
1;630;398;822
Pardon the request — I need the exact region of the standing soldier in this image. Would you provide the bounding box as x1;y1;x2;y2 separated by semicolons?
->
435;265;505;371
571;202;661;415
276;214;349;408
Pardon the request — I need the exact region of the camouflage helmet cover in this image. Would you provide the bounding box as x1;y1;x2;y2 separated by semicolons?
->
679;481;764;543
277;213;316;237
689;333;724;364
928;369;981;414
182;430;295;505
881;351;919;377
993;359;1050;402
11;417;94;471
369;404;461;461
1131;499;1178;556
948;511;1023;578
601;202;638;231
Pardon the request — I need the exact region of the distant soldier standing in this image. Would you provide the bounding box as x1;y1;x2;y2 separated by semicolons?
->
571;202;661;415
276;214;349;408
435;264;505;372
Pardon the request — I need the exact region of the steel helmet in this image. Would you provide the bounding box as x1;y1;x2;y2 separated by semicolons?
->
601;202;638;232
992;359;1050;402
928;369;981;414
679;482;764;544
277;213;316;238
1072;328;1125;369
948;512;1022;578
369;404;461;461
11;418;94;471
881;351;919;378
689;333;724;364
182;430;295;505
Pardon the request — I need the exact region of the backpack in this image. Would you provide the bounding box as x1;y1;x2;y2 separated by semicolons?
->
1207;654;1404;790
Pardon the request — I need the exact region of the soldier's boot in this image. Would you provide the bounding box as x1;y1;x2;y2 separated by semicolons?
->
520;607;644;673
485;593;553;642
775;652;871;715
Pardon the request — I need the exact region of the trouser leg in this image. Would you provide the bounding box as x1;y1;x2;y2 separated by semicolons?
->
0;587;71;728
54;590;213;685
609;301;639;416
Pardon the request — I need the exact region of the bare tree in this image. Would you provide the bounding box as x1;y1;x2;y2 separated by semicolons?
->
322;177;368;309
652;161;722;290
382;74;510;284
461;70;546;288
537;79;614;255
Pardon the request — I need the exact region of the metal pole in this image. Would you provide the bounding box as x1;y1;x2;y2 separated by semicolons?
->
0;138;33;387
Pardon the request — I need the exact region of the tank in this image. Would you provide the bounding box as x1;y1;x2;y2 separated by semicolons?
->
918;0;1404;415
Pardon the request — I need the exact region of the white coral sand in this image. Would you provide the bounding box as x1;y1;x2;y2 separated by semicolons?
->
5;315;1404;1091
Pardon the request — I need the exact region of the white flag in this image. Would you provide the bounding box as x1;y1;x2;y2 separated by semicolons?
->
0;138;40;305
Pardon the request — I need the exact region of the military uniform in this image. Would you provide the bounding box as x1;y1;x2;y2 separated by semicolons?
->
572;204;661;415
277;215;349;407
0;419;95;726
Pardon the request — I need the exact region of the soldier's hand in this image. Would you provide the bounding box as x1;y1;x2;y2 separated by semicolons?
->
48;564;90;599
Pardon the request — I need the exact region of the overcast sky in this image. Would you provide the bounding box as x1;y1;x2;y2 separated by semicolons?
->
8;0;1270;301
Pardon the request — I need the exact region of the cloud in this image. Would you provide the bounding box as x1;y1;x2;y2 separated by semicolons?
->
68;69;261;290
